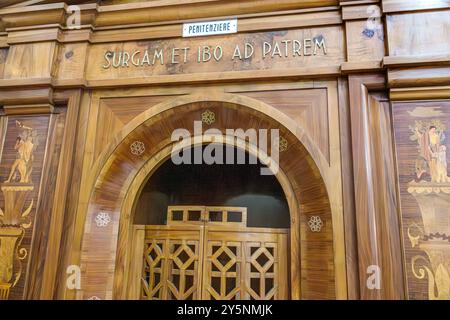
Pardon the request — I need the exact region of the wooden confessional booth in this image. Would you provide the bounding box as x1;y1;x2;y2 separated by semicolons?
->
1;0;449;301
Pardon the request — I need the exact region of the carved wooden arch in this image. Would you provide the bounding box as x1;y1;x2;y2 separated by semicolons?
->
116;135;300;299
79;93;337;300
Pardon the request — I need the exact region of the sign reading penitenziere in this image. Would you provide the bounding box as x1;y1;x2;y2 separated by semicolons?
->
182;19;238;37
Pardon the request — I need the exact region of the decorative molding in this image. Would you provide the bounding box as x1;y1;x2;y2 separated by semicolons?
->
0;2;340;34
390;86;450;101
3;104;54;115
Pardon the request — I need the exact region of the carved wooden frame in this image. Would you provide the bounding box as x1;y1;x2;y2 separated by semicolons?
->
348;74;405;299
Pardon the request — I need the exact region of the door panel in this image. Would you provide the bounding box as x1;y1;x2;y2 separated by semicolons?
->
142;226;204;300
140;206;289;300
202;228;288;300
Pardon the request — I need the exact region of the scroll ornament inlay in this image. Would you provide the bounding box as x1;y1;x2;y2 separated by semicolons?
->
0;121;37;300
407;119;450;300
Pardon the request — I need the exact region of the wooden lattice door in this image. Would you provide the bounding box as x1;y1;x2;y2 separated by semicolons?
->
138;206;289;300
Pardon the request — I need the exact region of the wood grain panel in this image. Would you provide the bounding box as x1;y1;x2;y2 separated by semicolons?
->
25;110;66;299
337;77;359;299
386;11;450;57
94;95;182;161
383;0;450;13
240;89;330;163
348;75;404;299
3;42;56;79
85;27;344;81
346;19;385;63
55;43;88;82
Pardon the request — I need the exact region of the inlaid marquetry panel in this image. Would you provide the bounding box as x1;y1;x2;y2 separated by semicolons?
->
392;101;450;300
0;115;50;299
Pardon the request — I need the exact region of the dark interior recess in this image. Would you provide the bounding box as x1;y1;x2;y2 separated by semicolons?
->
134;144;290;228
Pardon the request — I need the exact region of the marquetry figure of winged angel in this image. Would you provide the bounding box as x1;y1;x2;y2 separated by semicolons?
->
5;121;38;184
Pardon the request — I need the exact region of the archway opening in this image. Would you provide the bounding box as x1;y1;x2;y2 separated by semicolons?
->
81;96;336;301
133;144;291;300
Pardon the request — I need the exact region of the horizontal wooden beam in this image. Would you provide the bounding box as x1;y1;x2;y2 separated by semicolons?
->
390;85;450;100
3;103;54;114
2;9;342;44
388;66;450;88
0;87;53;105
384;54;450;68
382;0;450;13
0;64;341;90
0;0;339;31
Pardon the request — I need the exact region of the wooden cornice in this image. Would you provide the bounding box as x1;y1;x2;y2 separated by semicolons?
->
0;0;341;32
382;0;450;13
2;7;342;44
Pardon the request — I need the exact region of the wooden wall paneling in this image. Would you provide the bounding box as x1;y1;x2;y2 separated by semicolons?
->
341;2;385;73
85;27;344;82
55;42;88;83
315;79;347;300
52;91;92;299
39;90;83;299
382;0;450;13
93;95;182;161
0;1;339;31
337;77;359;299
240;88;331;163
24;108;66;299
3;42;57;79
93;0;339;28
348;74;405;299
385;10;450;58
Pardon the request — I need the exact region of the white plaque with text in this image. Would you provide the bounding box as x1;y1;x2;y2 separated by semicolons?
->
183;19;237;38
